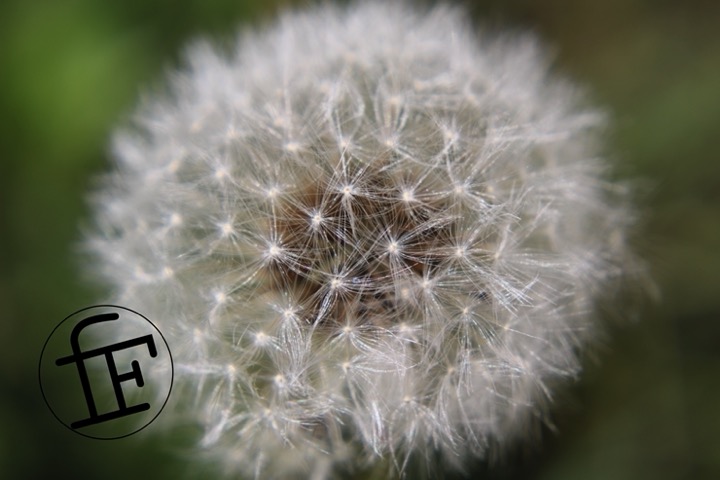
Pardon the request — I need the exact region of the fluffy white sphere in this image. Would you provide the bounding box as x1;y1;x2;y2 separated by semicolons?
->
88;2;636;478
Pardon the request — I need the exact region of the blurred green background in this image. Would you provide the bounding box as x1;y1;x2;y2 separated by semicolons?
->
1;0;719;478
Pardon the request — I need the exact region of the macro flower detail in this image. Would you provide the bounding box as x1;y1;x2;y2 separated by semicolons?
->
88;2;637;478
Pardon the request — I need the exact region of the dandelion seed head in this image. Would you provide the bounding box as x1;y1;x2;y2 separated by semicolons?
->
88;2;640;478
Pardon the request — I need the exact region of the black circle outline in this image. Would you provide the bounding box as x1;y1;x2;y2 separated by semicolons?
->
38;304;174;440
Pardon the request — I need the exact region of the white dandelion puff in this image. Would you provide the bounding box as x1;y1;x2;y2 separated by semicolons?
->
87;2;640;478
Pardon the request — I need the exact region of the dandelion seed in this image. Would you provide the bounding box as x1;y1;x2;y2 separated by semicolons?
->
387;241;399;255
214;168;228;181
310;212;324;229
266;187;280;199
218;222;234;237
284;141;301;152
213;291;227;305
254;331;270;347
168;212;183;227
266;244;282;258
341;185;354;197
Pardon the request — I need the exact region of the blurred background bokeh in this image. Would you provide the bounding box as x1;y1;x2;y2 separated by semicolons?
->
2;0;718;478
